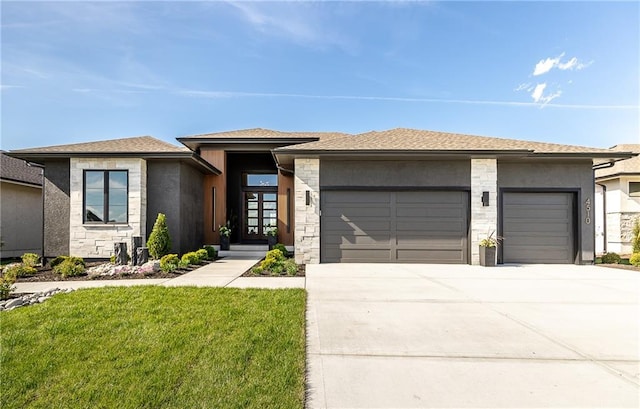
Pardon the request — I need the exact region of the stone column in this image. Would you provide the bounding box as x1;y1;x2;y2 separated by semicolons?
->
294;158;320;264
471;159;498;265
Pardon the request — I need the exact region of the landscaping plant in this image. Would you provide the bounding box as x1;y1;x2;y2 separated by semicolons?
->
159;254;179;273
195;248;209;261
272;243;288;257
0;269;16;300
630;253;640;267
252;249;298;276
203;245;217;260
181;251;201;266
20;253;40;268
147;213;171;259
600;252;622;264
53;257;86;278
2;264;37;278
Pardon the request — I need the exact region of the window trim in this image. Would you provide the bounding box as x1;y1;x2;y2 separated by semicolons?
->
630;181;640;197
83;169;129;224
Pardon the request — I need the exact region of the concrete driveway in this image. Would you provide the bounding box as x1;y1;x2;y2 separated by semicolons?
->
305;264;640;408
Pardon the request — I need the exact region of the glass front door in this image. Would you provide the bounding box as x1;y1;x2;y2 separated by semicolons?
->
243;191;277;241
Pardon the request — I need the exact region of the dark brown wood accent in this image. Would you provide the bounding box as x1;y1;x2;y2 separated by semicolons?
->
201;149;226;244
278;172;294;246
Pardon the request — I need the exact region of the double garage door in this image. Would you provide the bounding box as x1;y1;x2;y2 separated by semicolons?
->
321;190;575;264
321;191;469;263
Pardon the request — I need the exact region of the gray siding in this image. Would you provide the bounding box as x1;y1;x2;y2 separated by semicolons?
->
147;161;205;255
498;160;595;264
43;160;70;259
321;160;471;187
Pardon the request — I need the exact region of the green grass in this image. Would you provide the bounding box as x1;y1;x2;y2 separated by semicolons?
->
1;286;306;409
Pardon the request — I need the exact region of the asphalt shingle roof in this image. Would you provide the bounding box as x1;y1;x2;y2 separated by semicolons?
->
1;152;43;186
595;144;640;179
277;128;615;154
180;128;349;140
10;136;189;154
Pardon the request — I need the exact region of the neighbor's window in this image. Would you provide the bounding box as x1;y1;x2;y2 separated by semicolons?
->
630;182;640;197
84;170;128;223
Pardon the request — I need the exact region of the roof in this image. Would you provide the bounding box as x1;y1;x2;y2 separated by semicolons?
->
276;128;616;155
0;151;43;186
595;144;640;180
7;136;220;175
180;128;349;140
9;136;190;155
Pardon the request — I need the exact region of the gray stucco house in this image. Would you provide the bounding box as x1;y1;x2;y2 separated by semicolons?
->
0;152;43;258
8;128;632;265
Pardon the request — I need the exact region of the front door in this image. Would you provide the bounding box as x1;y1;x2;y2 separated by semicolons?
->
243;191;278;241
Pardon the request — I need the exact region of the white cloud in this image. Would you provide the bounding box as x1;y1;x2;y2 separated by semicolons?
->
530;83;562;105
533;52;592;76
515;82;534;92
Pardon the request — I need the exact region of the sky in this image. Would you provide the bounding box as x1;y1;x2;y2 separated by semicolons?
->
1;1;639;151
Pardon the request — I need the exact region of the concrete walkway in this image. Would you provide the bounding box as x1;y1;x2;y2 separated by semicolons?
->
305;263;640;408
13;256;305;293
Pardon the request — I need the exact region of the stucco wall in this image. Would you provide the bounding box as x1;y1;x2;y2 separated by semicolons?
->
320;160;470;187
0;181;42;258
598;177;640;254
43;160;70;260
498;160;595;263
69;158;146;258
147;161;205;255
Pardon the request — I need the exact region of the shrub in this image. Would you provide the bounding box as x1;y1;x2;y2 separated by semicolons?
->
181;252;201;266
600;252;622;264
260;249;285;271
3;263;37;278
160;254;179;273
177;260;190;270
147;213;171;259
284;259;298;276
251;265;264;275
630;253;640;267
272;243;288;257
203;245;217;260
0;270;16;300
195;249;208;261
49;256;66;268
633;218;640;254
53;258;86;278
50;256;85;268
21;253;40;268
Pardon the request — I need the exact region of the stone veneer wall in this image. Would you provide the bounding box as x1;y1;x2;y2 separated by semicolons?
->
69;158;147;258
470;158;497;265
606;212;640;254
294;158;320;264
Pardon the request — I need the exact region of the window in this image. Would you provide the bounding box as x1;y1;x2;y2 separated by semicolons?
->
84;170;128;223
630;182;640;197
243;173;278;187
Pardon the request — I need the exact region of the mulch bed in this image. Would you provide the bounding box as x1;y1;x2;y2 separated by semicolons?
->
15;261;215;282
241;260;306;278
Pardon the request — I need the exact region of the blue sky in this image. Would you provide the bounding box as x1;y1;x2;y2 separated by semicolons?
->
1;1;638;151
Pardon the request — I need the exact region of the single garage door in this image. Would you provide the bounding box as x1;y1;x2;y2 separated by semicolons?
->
321;191;468;263
502;192;574;264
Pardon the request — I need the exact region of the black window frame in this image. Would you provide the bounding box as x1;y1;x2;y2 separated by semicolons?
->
83;169;129;224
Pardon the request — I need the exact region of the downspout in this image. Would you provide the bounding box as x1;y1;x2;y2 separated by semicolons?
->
596;182;607;255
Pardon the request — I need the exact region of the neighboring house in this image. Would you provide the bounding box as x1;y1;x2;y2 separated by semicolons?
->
0;152;43;258
595;144;640;255
8;128;632;265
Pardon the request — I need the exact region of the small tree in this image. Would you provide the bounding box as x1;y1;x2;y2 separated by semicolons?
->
632;217;640;253
147;213;171;259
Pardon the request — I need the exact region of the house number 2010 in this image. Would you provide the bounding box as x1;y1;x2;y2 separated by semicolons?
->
585;198;591;225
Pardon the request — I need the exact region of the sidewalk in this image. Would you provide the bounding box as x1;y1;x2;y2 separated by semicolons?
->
13;256;305;294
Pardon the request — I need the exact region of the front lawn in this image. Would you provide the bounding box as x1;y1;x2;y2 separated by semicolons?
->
1;286;306;409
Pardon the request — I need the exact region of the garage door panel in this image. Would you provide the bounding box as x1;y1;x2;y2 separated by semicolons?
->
502;192;574;264
396;206;465;218
322;191;469;263
396;249;465;263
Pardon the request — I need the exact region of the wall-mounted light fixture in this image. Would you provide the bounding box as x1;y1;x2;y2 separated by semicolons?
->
306;190;311;206
482;191;489;207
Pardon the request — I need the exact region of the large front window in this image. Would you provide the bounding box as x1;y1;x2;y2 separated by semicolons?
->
84;170;128;223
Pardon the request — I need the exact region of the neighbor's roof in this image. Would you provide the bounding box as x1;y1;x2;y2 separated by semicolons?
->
595;144;640;180
276;128;617;155
7;136;220;175
0;151;43;186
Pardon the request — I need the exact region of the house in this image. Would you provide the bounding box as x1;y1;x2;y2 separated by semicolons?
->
595;144;640;255
0;152;43;258
8;128;633;265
